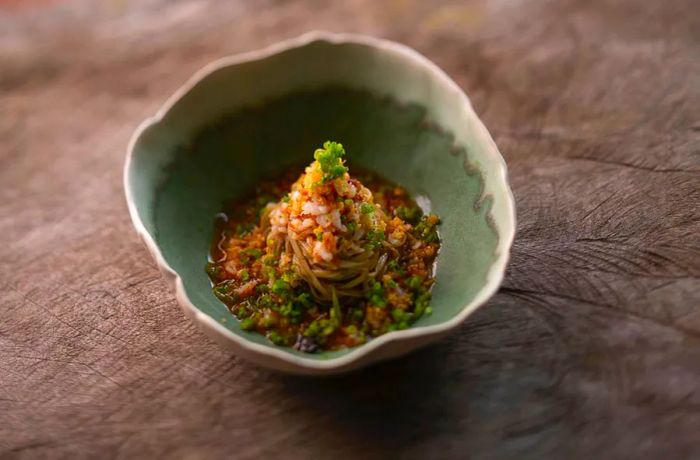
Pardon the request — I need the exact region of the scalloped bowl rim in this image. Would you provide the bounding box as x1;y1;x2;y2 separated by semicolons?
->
124;31;516;373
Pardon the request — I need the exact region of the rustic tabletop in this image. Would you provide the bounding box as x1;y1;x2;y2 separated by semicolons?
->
1;0;699;458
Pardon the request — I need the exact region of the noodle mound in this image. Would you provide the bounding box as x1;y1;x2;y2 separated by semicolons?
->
206;141;440;351
265;142;406;303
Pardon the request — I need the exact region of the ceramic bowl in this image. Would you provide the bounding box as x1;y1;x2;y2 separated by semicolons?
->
124;31;515;375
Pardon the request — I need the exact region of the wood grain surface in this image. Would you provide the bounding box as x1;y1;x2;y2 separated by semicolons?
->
1;0;699;458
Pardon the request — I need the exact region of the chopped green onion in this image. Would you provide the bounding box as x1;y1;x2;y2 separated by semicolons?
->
407;275;423;290
365;229;385;249
367;280;387;308
272;278;290;295
360;203;375;214
313;141;348;183
240;317;256;330
241;248;263;259
396;205;421;223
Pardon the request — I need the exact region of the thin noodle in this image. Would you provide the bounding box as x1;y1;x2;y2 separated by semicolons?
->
271;222;397;303
215;233;228;263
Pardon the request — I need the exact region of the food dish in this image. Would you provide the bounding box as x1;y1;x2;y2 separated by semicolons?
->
206;141;440;352
124;32;515;374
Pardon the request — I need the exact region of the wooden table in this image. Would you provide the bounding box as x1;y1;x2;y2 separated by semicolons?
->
1;0;698;458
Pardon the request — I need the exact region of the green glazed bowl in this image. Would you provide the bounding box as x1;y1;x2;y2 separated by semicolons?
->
124;32;515;375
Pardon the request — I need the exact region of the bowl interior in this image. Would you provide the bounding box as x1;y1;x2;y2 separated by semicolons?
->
132;87;498;360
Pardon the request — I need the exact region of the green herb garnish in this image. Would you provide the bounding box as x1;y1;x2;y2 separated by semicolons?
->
387;259;404;274
413;214;440;243
314;141;348;183
366;279;387;308
205;262;222;279
391;308;412;330
234;223;254;236
240;317;256;331
413;291;432;318
241;248;263;259
213;281;236;303
360;203;375;214
267;331;287;346
365;229;385;249
396;205;421;223
407;275;424;290
271;278;290;295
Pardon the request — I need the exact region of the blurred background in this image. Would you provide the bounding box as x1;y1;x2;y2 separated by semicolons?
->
1;1;698;459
